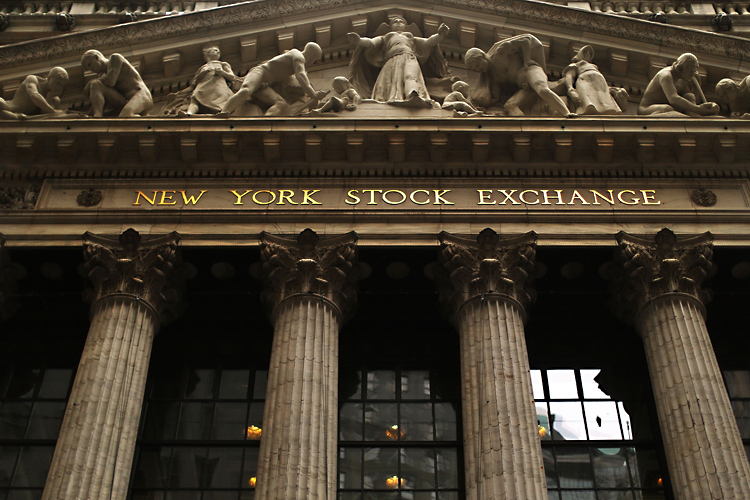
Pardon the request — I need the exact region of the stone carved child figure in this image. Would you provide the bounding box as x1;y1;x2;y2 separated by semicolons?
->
715;76;750;119
81;50;153;117
441;81;483;116
309;77;362;115
0;67;69;120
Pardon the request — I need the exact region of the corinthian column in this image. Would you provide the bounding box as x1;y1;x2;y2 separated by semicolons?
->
43;229;181;500
257;228;359;500
437;229;547;500
616;228;750;500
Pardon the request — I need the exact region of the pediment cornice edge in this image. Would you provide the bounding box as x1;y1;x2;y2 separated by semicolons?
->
1;0;749;71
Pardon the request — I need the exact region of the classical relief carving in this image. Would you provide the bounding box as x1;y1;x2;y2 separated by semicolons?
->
0;12;9;32
55;12;76;31
0;185;39;209
716;75;750;118
638;53;719;117
82;228;181;315
615;228;713;320
437;228;537;319
442;81;484;116
76;188;103;207
465;34;574;117
308;77;362;115
563;45;627;115
81;50;153;117
259;228;359;320
690;188;717;207
0;67;69;120
347;16;453;108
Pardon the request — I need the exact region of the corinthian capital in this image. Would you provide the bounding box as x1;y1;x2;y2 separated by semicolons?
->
615;228;713;318
259;229;359;322
82;228;181;315
438;229;537;320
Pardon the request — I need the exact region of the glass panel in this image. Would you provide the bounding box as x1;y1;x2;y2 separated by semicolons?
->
219;370;249;399
37;370;72;399
363;492;397;500
401;403;433;441
731;401;750;439
438;493;459;500
401;448;434;489
11;447;53;487
212;403;247;441
597;491;634;500
366;371;396;400
434;403;456;441
627;448;662;489
537;403;551;440
401;371;430;400
546;492;560;500
530;370;544;400
560;491;595;500
142;402;180;440
6;370;39;399
435;448;458;488
592;448;631;488
177;402;215;440
725;371;750;398
340;403;363;441
543;447;557;489
0;447;20;487
555;446;593;489
411;492;436;500
246;403;264;441
583;402;622;440
25;402;65;440
185;369;216;399
549;402;587;440
168;447;208;488
338;493;362;500
203;492;238;500
618;402;634;440
152;370;186;399
548;370;578;399
251;371;267;400
0;402;33;439
242;448;259;489
364;403;397;441
165;491;200;500
342;370;362;400
7;489;43;500
131;447;171;488
362;447;398;489
339;448;362;489
206;447;243;488
580;370;610;400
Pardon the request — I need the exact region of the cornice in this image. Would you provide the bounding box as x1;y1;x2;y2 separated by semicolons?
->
1;0;750;70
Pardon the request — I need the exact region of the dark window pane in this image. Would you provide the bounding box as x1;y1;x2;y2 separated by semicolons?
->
239;492;254;500
6;370;39;399
0;489;6;500
205;447;243;488
363;492;397;500
340;403;363;441
165;491;200;500
364;403;397;442
246;403;264;442
725;371;750;398
731;401;750;439
142;402;180;440
438;493;458;500
177;403;215;440
185;370;216;400
342;370;362;401
363;447;398;489
0;447;21;487
37;370;72;399
560;491;595;500
435;448;458;489
555;447;593;489
242;448;259;489
627;448;662;489
401;403;433;442
203;492;238;500
592;448;630;488
547;492;560;500
412;492;436;500
251;371;267;400
597;491;634;500
212;403;247;441
401;371;430;400
338;493;361;500
366;371;395;400
132;447;171;488
537;403;551;441
168;447;208;488
339;448;362;489
0;402;32;439
401;448;434;489
152;371;187;399
25;402;65;440
11;447;53;487
434;404;456;442
543;447;557;489
131;490;164;500
219;370;249;400
6;489;42;500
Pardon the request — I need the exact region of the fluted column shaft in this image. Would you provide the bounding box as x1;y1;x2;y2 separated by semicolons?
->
438;229;546;500
42;229;180;500
638;294;750;500
257;229;358;500
255;295;339;500
456;294;546;500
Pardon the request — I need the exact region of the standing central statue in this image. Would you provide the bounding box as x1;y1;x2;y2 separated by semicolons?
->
347;16;453;108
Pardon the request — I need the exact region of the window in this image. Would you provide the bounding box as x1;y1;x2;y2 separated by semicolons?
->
723;370;750;460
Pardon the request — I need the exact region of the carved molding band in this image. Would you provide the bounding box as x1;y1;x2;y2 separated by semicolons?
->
437;228;537;322
614;228;713;323
259;228;359;324
82;228;182;316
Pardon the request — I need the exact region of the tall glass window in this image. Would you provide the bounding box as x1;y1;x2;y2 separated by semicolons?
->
723;370;750;460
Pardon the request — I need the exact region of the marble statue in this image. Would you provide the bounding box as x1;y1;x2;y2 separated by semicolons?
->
347;16;452;108
562;45;625;115
442;81;483;116
638;53;719;117
464;34;575;117
163;43;238;116
715;76;750;118
0;67;69;119
217;42;328;117
81;50;153;117
309;77;362;115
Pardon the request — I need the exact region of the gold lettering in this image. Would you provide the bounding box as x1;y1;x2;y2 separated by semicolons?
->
362;189;382;205
410;190;430;205
301;190;323;205
230;189;252;205
497;190;521;205
477;190;496;205
133;190;158;206
382;190;407;205
180;190;207;205
590;190;615;205
541;190;565;205
617;190;639;205
568;190;590;205
346;190;360;205
641;190;660;205
433;190;454;205
252;190;276;205
159;190;177;206
277;190;298;205
519;190;539;205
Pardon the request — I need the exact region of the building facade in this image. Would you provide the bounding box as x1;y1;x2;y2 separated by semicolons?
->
1;0;750;499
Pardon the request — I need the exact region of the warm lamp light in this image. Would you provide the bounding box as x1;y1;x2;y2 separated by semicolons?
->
385;476;404;489
538;425;548;438
385;424;404;440
246;425;262;440
657;477;663;487
248;477;257;488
